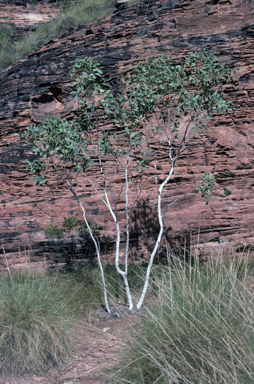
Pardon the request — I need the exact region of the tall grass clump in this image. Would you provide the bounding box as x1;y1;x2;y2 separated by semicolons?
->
58;263;148;314
0;0;132;71
35;0;116;38
0;24;16;69
108;254;254;384
0;272;75;375
103;264;150;307
54;263;106;316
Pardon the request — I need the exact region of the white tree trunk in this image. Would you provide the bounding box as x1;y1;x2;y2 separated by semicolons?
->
80;203;111;313
72;189;111;313
137;165;174;309
96;145;134;310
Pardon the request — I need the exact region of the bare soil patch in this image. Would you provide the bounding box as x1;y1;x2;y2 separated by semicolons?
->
0;308;137;384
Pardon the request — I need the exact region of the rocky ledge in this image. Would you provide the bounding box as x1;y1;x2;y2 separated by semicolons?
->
0;1;60;40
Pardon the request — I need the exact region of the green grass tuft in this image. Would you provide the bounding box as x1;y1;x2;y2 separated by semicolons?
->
0;261;149;375
53;264;106;316
0;0;134;71
0;271;75;375
108;255;254;384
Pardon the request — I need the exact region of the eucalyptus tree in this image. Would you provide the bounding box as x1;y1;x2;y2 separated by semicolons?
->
25;51;233;312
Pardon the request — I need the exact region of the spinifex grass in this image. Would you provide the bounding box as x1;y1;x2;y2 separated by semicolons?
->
108;255;254;384
51;263;148;316
0;260;149;375
0;0;125;71
104;264;148;305
0;271;75;375
54;263;106;316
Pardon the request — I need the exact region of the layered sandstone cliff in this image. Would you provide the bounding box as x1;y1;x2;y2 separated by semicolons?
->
1;0;254;269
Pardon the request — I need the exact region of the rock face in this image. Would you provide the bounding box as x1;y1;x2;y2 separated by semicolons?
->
1;0;254;270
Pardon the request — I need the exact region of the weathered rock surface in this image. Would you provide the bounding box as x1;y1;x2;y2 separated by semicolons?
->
0;3;59;26
1;0;254;270
0;2;60;41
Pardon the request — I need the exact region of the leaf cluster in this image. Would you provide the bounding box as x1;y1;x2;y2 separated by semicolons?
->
25;115;92;185
24;51;233;209
43;215;99;241
196;173;216;204
127;51;232;128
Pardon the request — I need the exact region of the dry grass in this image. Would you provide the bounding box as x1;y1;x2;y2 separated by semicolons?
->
107;252;254;384
0;271;75;375
0;261;147;376
0;0;139;71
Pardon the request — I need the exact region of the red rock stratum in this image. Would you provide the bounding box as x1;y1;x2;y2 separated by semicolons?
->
1;0;254;269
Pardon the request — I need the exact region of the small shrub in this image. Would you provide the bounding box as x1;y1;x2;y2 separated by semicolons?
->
43;218;63;239
42;215;99;266
164;0;178;9
0;272;75;375
204;4;212;13
196;173;216;204
137;25;150;36
224;186;232;196
108;256;254;383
